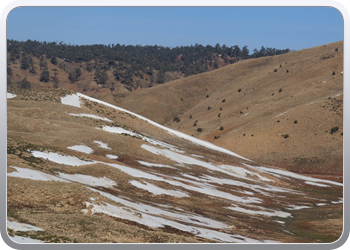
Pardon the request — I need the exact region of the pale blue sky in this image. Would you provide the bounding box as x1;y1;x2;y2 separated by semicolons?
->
7;7;343;51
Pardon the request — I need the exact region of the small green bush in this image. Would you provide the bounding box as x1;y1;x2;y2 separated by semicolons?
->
214;135;220;139
220;126;224;131
238;89;241;92
222;99;226;103
173;117;181;123
197;128;202;132
330;126;339;134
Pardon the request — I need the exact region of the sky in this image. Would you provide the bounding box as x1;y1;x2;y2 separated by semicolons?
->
6;6;344;52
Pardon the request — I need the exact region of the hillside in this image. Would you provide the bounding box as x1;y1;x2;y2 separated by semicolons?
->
7;88;343;244
7;40;290;93
110;41;343;177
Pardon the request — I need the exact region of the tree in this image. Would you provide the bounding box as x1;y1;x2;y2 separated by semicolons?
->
20;54;33;70
40;67;50;82
51;56;57;65
68;67;82;83
19;78;31;89
94;70;109;85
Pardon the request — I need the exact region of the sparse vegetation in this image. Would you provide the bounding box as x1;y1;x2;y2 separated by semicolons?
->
330;126;339;134
197;128;202;132
173;117;181;123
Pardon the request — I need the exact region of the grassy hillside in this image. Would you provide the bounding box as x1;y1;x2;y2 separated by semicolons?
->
7;89;343;243
110;41;343;176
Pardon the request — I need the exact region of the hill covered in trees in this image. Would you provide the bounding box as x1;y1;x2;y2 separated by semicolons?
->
7;39;291;92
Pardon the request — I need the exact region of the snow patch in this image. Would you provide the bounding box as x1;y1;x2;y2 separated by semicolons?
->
10;235;44;243
7;166;69;183
69;113;112;122
60;94;81;108
7;93;17;99
106;154;118;159
138;161;174;169
94;140;111;150
7;219;44;232
77;93;251;161
31;151;96;166
130;180;189;197
67;145;94;154
58;173;116;188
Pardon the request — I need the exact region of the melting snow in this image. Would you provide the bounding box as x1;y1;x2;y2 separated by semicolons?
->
77;93;251;161
7;219;44;232
94;140;111;150
106;154;118;159
85;188;272;243
130;180;189;197
69;113;112;122
7;167;69;183
227;206;291;218
7;93;17;99
247;165;343;187
61;94;81;108
138;161;174;169
58;173;116;188
273;110;290;118
67;145;94;154
31;151;96;166
10;235;44;243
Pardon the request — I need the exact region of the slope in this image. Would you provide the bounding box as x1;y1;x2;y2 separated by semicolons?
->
110;41;343;176
7;88;343;243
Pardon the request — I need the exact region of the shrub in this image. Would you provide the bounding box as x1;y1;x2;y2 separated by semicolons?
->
238;89;241;92
173;117;181;123
218;113;221;117
206;94;209;98
207;106;212;110
274;69;277;72
214;135;220;139
197;128;202;132
220;126;224;131
294;120;298;124
283;134;289;139
286;69;289;73
279;88;283;93
222;99;226;103
277;120;280;123
330;126;339;134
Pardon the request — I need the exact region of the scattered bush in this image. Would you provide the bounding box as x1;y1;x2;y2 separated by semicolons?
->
277;120;280;123
197;128;202;132
294;120;298;124
173;117;181;123
330;126;339;134
214;135;220;139
286;69;289;73
222;99;226;103
218;113;221;117
238;89;241;92
206;94;209;98
220;126;224;131
274;69;277;72
283;134;289;139
278;88;283;93
207;106;212;110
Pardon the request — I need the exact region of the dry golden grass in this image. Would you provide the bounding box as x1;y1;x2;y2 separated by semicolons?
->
7;52;343;244
110;41;343;176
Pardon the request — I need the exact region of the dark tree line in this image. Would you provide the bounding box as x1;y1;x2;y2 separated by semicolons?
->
7;39;291;90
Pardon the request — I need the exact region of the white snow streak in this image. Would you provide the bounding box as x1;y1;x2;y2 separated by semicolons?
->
67;145;94;154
